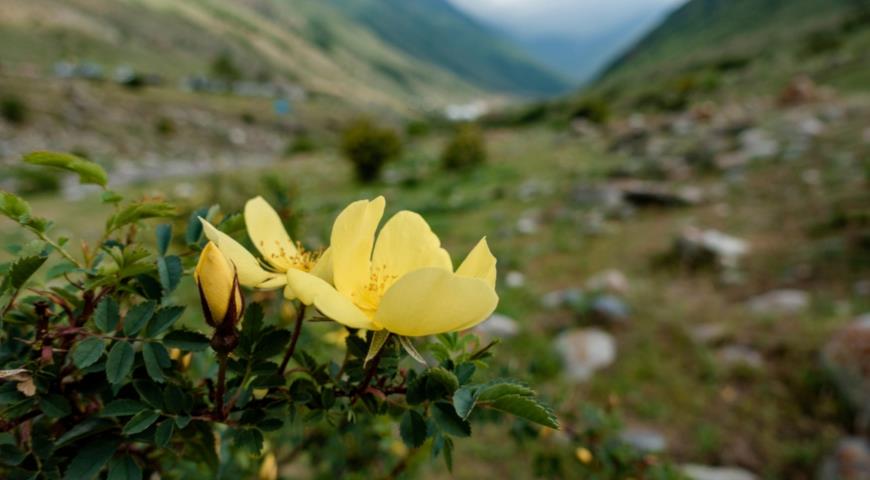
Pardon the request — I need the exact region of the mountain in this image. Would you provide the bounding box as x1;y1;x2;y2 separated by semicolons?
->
330;0;570;96
0;0;564;111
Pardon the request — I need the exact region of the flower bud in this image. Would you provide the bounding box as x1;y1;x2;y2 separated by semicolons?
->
195;242;243;328
258;452;278;480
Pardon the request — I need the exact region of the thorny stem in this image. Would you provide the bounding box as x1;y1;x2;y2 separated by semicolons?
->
32;229;82;268
215;353;228;420
352;349;383;404
279;304;306;375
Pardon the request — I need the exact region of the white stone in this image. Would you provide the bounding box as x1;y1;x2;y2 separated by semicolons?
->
474;313;519;339
555;328;616;382
747;289;810;315
682;465;758;480
585;269;629;294
505;271;526;288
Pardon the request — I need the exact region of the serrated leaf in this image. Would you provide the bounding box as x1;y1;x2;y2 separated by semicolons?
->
107;455;142;480
55;418;114;447
94;298;120;332
232;428;263;455
155;224;172;256
106;341;135;385
157;256;182;294
9;255;47;289
24;151;108;187
100;399;147;417
72;337;105;369
123;301;156;336
122;410;159;435
133;380;164;409
45;260;80;280
0;191;31;221
365;330;390;364
163;330;209;352
63;437;119;480
476;381;536;402
145;306;184;337
142;343;166;383
407;367;459;405
186;207;209;245
431;402;470;437
154;419;174;447
109;202;176;232
399;410;427;448
253;328;291;360
40;394;72;418
487;394;559;429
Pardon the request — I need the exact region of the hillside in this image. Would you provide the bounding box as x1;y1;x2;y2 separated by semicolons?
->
0;0;562;111
331;0;569;96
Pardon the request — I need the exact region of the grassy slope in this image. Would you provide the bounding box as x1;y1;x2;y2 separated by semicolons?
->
331;0;570;96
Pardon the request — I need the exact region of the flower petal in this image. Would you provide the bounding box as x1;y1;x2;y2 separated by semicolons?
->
285;270;377;330
200;218;281;288
456;237;497;289
309;247;333;283
375;268;498;337
372;211;452;280
330;197;385;297
195;242;239;322
244;196;297;271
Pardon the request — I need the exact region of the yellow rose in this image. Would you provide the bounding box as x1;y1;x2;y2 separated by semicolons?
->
194;242;243;326
285;197;498;337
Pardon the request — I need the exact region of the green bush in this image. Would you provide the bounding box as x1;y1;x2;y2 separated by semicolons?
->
340;117;402;183
569;96;610;124
1;95;28;125
285;132;316;156
441;124;487;171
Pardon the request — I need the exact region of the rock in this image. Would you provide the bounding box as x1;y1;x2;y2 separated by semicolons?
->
778;75;820;106
682;464;758;480
618;181;702;208
690;323;729;345
585;269;629;294
589;295;631;325
516;216;539;235
738;129;779;159
474;313;520;339
674;227;750;270
505;271;526;288
716;345;764;369
822;314;870;414
746;289;810;315
818;437;870;480
555;328;616;382
568;184;624;212
541;288;585;310
619;427;667;453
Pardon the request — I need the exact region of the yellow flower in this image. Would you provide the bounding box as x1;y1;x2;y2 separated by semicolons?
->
258;452;278;480
575;447;593;464
194;242;243;326
285;197;498;336
200;196;332;295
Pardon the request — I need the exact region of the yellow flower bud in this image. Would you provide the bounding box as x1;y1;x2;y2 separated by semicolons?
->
258;452;278;480
195;242;243;326
575;447;593;464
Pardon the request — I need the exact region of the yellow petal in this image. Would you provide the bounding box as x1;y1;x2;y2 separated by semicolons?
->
309;247;333;283
244;196;297;271
200;218;282;288
456;237;497;289
330;197;385;297
374;268;498;337
372;211;452;280
195;242;239;321
285;270;377;330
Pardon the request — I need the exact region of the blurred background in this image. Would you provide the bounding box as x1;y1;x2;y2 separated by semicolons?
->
1;0;868;478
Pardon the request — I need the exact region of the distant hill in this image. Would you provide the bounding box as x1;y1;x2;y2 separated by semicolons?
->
331;0;569;96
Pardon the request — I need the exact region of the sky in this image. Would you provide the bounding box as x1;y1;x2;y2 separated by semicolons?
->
447;0;685;39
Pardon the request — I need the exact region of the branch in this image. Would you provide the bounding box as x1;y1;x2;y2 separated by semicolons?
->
279;304;305;375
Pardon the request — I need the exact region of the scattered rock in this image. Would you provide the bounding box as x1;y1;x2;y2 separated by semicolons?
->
589;295;631;325
568;184;624;212
505;271;526;288
822;314;870;414
746;289;810;315
618;181;703;207
474;313;520;339
716;345;764;369
818;437;870;480
541;288;584;310
619;427;667;453
738;129;779;159
554;328;616;382
778;75;821;106
516;216;539;235
682;464;758;480
674;227;749;270
689;323;729;345
585;269;629;294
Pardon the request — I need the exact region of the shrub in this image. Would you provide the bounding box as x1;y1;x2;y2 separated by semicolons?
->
340;117;402;183
1;95;28;125
154;117;175;136
441;123;487;171
569;96;610;125
285;132;316;156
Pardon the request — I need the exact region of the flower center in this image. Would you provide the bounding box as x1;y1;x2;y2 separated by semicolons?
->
261;241;320;272
353;264;398;315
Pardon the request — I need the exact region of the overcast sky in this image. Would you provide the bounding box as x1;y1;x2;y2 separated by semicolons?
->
447;0;685;39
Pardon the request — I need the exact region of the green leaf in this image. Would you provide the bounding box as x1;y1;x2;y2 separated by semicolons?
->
155;224;172;256
45;260;80;280
94;297;120;332
101;190;123;204
133;380;164;409
24;151;108;187
72;337;105;369
452;386;477;420
55;418;114;447
398;336;427;365
9;255;47;289
154;419;174;447
157;256;182;294
108;201;177;232
100;399;147;417
122;410;159;435
232;428;263;455
431;402;470;437
145;306;184;337
453;380;542;421
106;341;135;385
399;410;428;448
488;394;559;429
163;330;210;352
185;207;209;245
107;455;142;480
142;343;167;383
0;190;31;221
39;394;72;418
123;301;156;336
63;436;119;480
407;367;459;405
365;330;390;364
253;328;291;360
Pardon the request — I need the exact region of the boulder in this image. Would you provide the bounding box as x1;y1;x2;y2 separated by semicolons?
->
674;227;749;270
555;328;616;382
746;289;810;315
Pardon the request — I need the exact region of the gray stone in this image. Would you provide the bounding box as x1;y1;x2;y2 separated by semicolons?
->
822;314;870;415
690;323;729;345
589;295;631;325
682;465;758;480
585;269;629;294
474;313;520;339
818;437;870;480
675;227;750;270
619;427;667;453
739;129;779;159
541;288;584;310
746;289;810;315
555;328;616;382
716;345;764;369
505;271;526;289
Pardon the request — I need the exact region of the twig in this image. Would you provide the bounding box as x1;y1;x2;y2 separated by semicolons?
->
214;353;228;420
278;304;305;375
